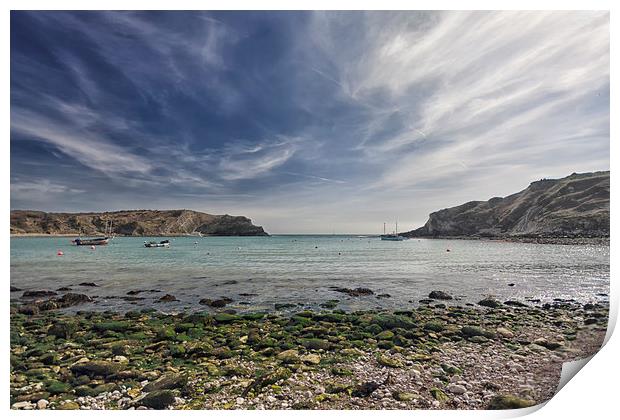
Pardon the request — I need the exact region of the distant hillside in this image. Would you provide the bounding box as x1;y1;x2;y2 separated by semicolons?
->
405;171;609;238
10;209;268;236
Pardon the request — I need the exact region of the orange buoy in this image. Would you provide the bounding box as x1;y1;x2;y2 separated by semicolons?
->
57;250;64;256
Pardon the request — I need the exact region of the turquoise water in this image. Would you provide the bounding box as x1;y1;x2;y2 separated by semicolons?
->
10;236;609;313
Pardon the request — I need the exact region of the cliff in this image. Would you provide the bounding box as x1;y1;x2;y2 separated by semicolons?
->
10;209;268;236
405;171;609;238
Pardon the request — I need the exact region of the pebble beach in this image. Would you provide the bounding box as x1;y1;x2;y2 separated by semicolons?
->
10;292;608;410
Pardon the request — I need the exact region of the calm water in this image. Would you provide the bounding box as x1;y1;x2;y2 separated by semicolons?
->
10;236;610;313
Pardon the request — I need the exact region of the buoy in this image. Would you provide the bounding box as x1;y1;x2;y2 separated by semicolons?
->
90;245;96;250
57;250;64;256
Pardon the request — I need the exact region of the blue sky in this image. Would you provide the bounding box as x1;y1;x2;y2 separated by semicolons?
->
10;11;609;233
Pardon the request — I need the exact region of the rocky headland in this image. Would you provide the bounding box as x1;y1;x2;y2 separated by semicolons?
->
10;209;268;237
404;171;609;241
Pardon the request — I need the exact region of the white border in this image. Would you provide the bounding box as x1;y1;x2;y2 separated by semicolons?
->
4;2;615;420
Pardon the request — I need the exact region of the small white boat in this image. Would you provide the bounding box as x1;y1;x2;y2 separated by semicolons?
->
144;240;170;248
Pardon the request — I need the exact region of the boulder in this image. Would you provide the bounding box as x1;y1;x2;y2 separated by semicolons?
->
478;298;502;308
143;372;187;392
429;291;453;300
70;361;121;378
138;390;176;409
276;349;300;364
487;394;535;409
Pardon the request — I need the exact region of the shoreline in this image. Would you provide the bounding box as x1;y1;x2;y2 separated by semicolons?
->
10;297;608;410
404;235;610;245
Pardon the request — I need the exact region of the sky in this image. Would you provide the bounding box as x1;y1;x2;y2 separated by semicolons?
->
10;11;609;234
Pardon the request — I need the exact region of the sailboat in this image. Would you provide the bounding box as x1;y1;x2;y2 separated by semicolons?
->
380;221;406;241
72;221;113;246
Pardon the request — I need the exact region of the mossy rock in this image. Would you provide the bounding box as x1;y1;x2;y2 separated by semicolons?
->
94;321;133;333
440;363;462;375
210;346;233;359
74;385;98;397
214;313;241;323
424;321;445;332
45;380;72;395
169;344;186;357
376;330;395;340
314;313;346;323
461;326;495;339
243;312;266;321
57;401;80;410
187;328;205;339
393;391;418;402
155;327;176;341
48;322;77;339
370;315;416;330
262;367;292;386
377;340;394;349
138;389;176;409
377;354;403;368
40;352;59;365
487;394;535;409
70;361;121;377
325;382;354;394
331;366;353;376
277;349;300;364
93;383;117;394
430;388;449;402
174;323;195;333
143;372;187;392
301;338;331;350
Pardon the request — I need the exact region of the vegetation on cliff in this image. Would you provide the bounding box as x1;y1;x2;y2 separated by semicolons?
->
10;209;268;236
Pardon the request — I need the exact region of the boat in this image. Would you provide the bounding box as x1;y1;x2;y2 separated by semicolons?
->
73;237;110;246
144;239;170;248
72;221;113;246
380;221;406;241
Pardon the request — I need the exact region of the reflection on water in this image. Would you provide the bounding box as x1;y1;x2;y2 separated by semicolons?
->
10;236;609;312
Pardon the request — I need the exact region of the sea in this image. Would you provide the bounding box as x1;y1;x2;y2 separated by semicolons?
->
10;235;610;313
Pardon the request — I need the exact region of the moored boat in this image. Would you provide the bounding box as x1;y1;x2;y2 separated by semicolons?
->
72;237;109;246
380;221;407;241
144;240;170;248
72;221;113;246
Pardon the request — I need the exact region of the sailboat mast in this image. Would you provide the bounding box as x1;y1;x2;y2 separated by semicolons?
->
383;222;386;235
396;221;398;235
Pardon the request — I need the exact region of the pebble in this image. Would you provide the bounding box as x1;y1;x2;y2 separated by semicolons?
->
12;401;35;410
447;384;467;394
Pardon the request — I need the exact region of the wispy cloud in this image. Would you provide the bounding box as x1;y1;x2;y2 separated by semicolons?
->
304;11;609;193
10;11;609;232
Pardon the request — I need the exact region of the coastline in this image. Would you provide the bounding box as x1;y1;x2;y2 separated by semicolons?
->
10;296;608;410
404;235;610;246
10;233;266;238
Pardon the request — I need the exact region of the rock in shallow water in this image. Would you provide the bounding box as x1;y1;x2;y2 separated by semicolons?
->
429;291;453;300
478;297;502;308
